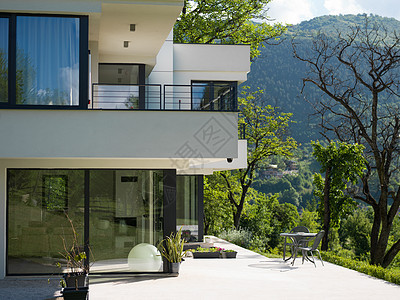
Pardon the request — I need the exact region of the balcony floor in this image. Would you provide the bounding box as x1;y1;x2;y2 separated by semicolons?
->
2;237;400;299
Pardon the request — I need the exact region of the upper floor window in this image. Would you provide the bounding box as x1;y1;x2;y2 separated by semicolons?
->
191;81;237;111
0;14;88;109
0;17;8;103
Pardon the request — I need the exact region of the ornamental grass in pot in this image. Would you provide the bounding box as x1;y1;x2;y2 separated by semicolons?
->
157;227;187;275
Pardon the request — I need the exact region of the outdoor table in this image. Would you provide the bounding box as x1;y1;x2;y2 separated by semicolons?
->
280;232;317;261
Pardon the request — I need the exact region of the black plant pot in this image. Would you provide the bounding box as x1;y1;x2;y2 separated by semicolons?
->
169;262;180;276
221;251;237;259
192;252;221;259
62;287;88;300
63;272;88;288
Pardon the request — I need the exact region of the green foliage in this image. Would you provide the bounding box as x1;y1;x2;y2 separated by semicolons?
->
240;193;299;251
245;14;400;144
312;141;366;228
339;208;372;258
298;209;320;233
218;228;252;248
321;252;400;286
191;247;224;253
174;0;286;59
203;174;234;235
157;227;187;263
239;87;298;164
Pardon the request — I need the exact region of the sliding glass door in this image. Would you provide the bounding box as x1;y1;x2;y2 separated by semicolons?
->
7;169;165;275
89;170;164;273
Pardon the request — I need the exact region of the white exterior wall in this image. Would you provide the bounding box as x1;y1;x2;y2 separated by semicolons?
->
0;110;238;159
173;44;250;85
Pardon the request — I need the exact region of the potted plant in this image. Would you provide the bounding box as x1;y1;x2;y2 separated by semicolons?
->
191;247;223;259
57;215;91;299
221;249;238;259
157;227;187;276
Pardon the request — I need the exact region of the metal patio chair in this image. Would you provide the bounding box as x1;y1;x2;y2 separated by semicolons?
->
283;226;309;261
292;230;325;267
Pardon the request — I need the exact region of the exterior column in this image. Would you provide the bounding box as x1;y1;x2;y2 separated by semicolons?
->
0;164;6;279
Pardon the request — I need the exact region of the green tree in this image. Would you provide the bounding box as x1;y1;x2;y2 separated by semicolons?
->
203;174;234;235
241;192;298;251
219;87;297;228
294;16;400;267
312;141;366;251
339;208;372;258
174;0;286;59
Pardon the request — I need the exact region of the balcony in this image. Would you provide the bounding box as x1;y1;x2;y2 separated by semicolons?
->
91;83;237;111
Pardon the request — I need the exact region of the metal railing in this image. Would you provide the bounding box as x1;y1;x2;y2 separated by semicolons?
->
91;83;238;112
91;84;162;110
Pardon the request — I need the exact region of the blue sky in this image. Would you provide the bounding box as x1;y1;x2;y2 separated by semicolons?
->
267;0;400;24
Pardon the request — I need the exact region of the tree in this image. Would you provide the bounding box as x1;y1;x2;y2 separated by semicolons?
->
174;0;286;59
219;87;297;228
339;207;372;258
312;141;366;251
203;174;234;235
293;16;400;267
241;192;298;251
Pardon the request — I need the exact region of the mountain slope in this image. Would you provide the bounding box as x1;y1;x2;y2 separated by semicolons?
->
245;14;400;143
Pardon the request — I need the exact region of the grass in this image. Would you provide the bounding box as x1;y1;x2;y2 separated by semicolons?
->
321;252;400;286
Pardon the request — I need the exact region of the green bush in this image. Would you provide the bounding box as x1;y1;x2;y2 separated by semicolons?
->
321;252;400;285
219;228;252;248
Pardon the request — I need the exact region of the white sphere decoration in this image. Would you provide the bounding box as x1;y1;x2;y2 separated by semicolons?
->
128;243;162;272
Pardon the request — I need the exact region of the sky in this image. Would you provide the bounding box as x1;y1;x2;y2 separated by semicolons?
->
267;0;400;24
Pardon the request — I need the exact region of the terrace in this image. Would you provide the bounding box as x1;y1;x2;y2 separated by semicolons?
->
1;237;400;299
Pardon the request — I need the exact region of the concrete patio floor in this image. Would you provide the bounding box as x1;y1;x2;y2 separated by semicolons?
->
1;236;400;299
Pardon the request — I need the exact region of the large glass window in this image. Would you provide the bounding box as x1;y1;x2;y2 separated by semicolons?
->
0;14;87;108
7;169;84;275
176;176;199;241
7;169;165;275
0;18;8;103
16;16;80;106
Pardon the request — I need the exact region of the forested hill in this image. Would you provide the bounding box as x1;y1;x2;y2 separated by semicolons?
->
245;14;400;144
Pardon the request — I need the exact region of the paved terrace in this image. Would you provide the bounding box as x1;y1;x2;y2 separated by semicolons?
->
1;236;400;299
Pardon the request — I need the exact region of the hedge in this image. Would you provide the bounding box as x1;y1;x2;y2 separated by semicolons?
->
321;252;400;285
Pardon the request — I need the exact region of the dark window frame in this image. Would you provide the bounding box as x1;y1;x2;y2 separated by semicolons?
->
0;13;89;110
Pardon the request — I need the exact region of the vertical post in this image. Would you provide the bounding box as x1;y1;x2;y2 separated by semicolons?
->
163;170;176;272
138;65;146;109
84;170;90;271
79;16;89;109
197;175;204;242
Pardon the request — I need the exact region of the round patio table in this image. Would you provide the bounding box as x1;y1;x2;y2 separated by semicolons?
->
280;232;317;261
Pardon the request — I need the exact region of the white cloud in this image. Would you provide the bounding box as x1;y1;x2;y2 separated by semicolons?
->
323;0;364;15
267;0;315;24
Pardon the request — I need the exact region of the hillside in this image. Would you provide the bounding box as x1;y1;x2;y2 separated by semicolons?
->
245;14;400;144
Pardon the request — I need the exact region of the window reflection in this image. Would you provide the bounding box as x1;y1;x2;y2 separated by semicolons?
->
0;18;8;103
16;16;80;105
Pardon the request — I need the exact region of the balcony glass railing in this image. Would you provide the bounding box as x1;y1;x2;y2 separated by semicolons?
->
91;83;237;111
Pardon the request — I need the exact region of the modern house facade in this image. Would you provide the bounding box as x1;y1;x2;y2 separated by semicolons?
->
0;0;249;277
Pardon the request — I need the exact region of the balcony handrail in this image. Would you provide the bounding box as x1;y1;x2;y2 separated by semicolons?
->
91;83;238;112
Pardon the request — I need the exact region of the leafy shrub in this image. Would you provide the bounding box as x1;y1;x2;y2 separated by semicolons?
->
219;228;252;248
321;252;400;285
